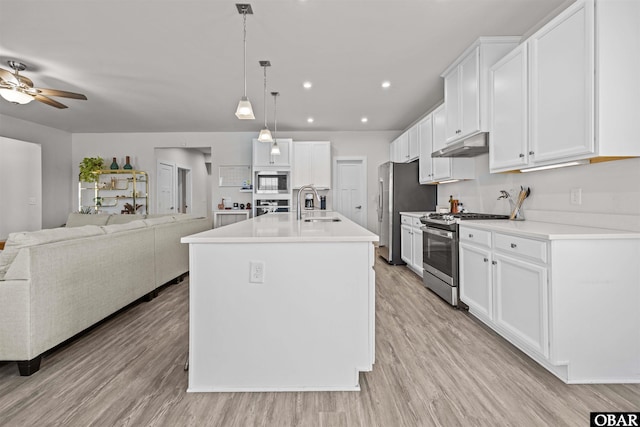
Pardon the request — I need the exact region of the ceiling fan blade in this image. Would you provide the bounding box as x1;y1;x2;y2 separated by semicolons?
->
36;88;87;100
34;94;68;109
0;68;19;85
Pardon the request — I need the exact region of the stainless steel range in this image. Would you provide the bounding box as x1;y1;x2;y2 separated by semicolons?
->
420;212;509;307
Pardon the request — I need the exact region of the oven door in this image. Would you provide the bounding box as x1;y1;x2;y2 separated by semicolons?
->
421;225;455;285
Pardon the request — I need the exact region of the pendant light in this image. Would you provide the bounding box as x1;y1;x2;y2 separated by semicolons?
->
270;91;281;155
235;4;255;119
257;60;273;142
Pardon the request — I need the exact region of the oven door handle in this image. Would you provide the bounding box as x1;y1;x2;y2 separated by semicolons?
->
421;226;454;240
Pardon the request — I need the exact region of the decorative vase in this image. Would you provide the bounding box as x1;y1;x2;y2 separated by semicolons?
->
123;156;133;170
110;157;119;170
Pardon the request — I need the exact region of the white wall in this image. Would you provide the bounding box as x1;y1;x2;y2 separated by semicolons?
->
0;137;42;239
436;154;640;231
155;148;210;218
0;113;73;230
73;131;393;232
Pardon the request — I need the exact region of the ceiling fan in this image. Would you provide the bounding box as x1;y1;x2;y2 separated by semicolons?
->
0;60;87;109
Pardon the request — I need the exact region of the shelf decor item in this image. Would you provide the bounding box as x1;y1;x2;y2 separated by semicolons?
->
123;156;133;170
110;157;119;170
79;157;104;183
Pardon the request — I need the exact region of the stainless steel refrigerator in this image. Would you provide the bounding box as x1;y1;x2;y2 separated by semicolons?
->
377;161;437;264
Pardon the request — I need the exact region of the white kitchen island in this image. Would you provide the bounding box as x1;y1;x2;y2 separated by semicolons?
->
181;212;378;392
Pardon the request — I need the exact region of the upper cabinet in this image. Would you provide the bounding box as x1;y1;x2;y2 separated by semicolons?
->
390;127;419;164
442;37;521;145
419;104;475;184
292;141;331;189
490;0;640;173
253;139;292;168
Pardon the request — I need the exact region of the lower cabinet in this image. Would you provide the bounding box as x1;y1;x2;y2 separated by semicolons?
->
459;225;549;360
494;253;549;358
400;215;424;277
459;223;640;384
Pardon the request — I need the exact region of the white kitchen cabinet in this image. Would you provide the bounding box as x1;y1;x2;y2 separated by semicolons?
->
390;131;410;163
460;226;549;360
400;215;424;276
490;0;640;173
459;242;493;322
490;43;529;171
459;222;640;384
253;139;292;167
408;125;419;161
292;141;331;189
418;115;433;184
419;104;475;184
442;37;520;145
494;253;549;358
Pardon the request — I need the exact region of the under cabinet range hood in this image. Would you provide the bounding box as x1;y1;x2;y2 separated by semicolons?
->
432;132;488;158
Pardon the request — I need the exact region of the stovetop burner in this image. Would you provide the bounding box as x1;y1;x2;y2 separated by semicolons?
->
419;212;510;229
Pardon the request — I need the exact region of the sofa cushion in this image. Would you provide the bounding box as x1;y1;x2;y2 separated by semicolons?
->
106;214;147;225
101;220;147;234
172;214;196;221
66;213;111;227
143;216;176;226
0;225;105;279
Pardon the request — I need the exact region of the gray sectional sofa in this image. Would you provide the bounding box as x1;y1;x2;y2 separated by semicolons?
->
0;213;210;376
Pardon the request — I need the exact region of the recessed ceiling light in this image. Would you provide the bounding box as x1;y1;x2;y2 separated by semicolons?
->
361;117;368;123
303;81;312;89
381;81;391;89
307;117;314;123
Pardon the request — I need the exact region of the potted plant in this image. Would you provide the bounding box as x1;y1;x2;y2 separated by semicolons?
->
79;157;104;183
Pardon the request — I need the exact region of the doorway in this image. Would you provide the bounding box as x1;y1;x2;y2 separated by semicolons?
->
157;161;176;214
177;167;192;214
333;157;367;229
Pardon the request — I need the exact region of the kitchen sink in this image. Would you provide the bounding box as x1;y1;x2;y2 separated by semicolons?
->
303;217;341;223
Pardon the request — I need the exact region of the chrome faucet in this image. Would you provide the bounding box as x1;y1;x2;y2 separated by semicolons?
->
297;184;320;220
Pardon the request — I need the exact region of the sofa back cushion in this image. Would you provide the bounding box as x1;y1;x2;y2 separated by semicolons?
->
143;216;176;226
101;220;147;234
106;214;147;225
66;213;111;227
0;225;105;279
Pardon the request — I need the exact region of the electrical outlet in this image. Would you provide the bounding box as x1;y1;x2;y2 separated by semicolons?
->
249;261;265;283
570;188;582;205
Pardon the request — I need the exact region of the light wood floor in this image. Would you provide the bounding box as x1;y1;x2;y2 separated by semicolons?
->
1;256;638;426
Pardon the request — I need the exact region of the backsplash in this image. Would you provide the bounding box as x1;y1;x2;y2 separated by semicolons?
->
438;155;640;231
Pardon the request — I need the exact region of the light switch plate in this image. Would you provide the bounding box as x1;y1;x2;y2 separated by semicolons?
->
249;261;265;283
570;188;582;205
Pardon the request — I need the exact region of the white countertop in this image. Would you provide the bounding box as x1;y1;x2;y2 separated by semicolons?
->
399;211;434;218
182;211;379;243
459;219;640;240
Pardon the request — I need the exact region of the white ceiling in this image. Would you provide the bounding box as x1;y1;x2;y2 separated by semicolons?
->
0;0;570;134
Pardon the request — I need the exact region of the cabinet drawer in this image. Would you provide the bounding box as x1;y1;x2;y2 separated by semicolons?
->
494;233;547;263
459;227;491;248
401;215;412;225
412;217;423;228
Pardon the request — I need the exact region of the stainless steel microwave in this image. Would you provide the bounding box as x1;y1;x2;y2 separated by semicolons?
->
254;170;290;194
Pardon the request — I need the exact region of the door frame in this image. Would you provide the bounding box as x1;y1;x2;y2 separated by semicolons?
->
333;156;368;228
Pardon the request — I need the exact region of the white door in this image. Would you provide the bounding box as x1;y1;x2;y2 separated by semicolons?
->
400;224;412;265
157;161;175;214
334;158;367;229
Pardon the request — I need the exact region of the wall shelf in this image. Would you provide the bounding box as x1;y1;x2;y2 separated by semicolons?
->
79;170;149;214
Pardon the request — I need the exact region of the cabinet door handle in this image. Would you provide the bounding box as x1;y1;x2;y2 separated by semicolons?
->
483;258;488;262
510;243;517;248
468;234;473;238
492;261;497;265
519;153;525;158
528;151;534;155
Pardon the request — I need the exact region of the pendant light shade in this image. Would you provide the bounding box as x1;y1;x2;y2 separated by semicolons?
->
257;60;273;142
270;91;280;156
235;4;255;120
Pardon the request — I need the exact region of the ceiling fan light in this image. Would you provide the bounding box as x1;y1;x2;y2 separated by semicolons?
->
235;96;255;119
0;87;34;104
258;128;273;142
270;141;281;156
